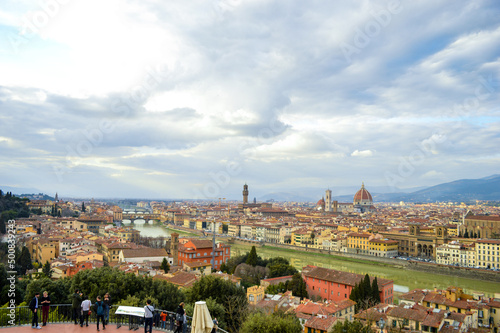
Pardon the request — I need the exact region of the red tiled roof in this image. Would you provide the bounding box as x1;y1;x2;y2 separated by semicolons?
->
302;266;393;288
304;316;337;331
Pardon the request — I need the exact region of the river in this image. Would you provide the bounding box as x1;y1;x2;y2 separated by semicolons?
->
126;221;500;297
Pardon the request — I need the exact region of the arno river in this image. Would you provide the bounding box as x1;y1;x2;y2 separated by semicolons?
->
126;221;500;297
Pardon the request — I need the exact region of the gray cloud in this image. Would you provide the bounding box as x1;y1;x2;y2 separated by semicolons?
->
0;1;499;198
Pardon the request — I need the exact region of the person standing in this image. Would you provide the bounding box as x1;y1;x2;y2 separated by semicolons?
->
40;291;51;326
71;289;82;325
159;311;167;330
211;318;218;333
182;312;187;333
174;302;185;333
80;296;92;327
144;299;154;333
103;293;112;325
29;292;42;329
95;296;106;331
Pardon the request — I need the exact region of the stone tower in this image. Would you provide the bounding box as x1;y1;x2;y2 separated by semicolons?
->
243;184;249;204
325;189;332;212
170;232;179;266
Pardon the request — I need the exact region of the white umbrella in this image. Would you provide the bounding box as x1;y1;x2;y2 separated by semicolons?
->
191;301;214;333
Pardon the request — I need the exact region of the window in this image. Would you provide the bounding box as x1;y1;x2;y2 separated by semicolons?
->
338;292;340;296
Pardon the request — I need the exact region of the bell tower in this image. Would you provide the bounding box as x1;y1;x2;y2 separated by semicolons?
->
325;189;332;212
170;232;179;266
243;184;249;204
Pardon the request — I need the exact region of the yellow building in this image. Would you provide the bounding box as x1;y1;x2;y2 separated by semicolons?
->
102;242;134;263
73;252;104;263
368;239;399;257
247;285;265;305
475;239;500;269
36;239;59;264
292;230;311;247
347;232;372;255
227;223;241;237
338;225;359;233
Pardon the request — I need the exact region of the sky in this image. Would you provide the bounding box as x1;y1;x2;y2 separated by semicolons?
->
0;0;499;200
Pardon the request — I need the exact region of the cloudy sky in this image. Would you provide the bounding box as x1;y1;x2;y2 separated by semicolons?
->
0;0;499;200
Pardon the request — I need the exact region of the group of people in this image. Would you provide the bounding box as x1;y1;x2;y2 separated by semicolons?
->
29;291;218;333
28;291;51;329
144;301;187;333
71;289;112;331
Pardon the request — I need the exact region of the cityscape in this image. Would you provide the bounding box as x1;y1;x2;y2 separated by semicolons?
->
1;0;500;333
1;181;499;332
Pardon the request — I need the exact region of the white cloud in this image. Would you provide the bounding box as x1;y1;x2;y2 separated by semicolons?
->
351;149;374;157
0;0;500;198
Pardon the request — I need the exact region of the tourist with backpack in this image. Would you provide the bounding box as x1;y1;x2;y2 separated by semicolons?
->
94;296;106;331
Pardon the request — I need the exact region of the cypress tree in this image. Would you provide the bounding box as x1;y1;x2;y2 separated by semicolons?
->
362;274;371;299
371;277;381;303
246;246;258;266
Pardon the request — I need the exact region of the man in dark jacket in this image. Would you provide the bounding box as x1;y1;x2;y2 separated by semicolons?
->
29;292;41;329
71;289;82;325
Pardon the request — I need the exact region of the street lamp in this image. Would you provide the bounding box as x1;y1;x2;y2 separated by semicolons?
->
378;318;386;333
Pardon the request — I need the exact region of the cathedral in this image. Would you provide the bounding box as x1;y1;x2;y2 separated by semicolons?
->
316;183;375;213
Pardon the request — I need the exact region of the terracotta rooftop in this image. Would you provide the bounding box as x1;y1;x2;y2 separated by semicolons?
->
302;265;393;288
121;248;168;258
304;315;337;331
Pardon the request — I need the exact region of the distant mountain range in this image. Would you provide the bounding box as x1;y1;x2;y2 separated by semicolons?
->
3;174;500;203
259;174;500;203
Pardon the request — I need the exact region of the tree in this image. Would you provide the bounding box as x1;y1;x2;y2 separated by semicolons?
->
18;246;33;275
289;273;308;299
233;263;268;288
265;282;287;294
246;246;258;266
362;274;371;299
240;311;302;333
186;275;248;333
349;274;380;312
82;202;86;212
42;261;53;278
463;230;469;238
267;257;298;278
371;277;380;303
160;258;170;273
